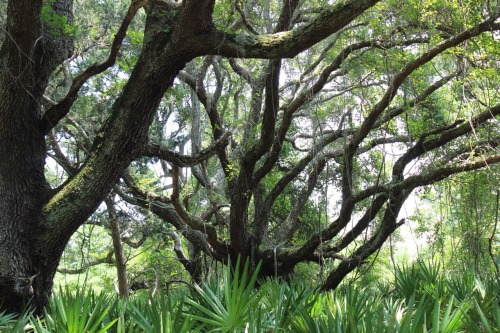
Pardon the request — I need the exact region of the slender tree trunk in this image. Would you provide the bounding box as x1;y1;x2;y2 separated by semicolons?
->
488;191;499;275
106;198;129;297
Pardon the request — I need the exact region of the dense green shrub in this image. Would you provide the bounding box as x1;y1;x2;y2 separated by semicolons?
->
1;261;498;332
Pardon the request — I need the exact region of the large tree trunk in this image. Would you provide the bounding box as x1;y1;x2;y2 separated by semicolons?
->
0;77;49;313
0;0;205;313
0;0;73;313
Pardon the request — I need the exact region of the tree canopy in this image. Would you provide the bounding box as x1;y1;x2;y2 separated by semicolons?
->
0;0;499;313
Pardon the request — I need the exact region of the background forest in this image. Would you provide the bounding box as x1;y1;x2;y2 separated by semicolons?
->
35;0;499;293
0;0;499;331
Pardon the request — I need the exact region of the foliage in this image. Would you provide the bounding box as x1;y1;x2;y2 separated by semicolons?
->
0;310;31;333
1;262;499;332
185;257;263;331
30;287;117;333
1;0;500;314
411;168;500;277
42;0;77;36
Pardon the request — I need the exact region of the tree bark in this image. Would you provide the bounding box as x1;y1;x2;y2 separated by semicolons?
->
0;0;73;313
105;198;129;298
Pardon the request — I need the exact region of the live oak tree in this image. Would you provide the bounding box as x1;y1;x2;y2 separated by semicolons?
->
1;0;499;313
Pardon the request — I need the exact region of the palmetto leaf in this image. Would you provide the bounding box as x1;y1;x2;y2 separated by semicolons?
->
186;256;263;332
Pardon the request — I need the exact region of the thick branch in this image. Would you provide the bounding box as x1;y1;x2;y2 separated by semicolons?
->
323;194;389;254
190;0;382;59
393;103;500;180
166;231;202;283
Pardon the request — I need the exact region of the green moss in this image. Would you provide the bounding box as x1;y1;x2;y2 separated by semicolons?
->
256;31;292;48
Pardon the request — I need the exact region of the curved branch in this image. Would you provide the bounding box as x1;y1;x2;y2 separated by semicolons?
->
234;0;259;35
48;130;77;176
263;138;500;265
342;19;500;200
190;0;382;59
40;0;149;133
142;132;231;167
252;37;428;186
393;103;500;180
117;172;227;257
57;250;114;274
166;231;202;283
323;194;389;254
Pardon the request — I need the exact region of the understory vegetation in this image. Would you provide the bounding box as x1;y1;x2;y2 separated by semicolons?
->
1;260;499;333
